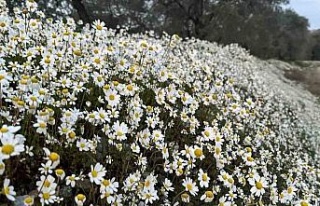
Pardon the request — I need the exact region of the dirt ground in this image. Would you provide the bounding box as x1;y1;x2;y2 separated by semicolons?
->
283;61;320;97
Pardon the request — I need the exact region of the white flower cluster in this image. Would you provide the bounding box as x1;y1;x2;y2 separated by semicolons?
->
0;0;319;205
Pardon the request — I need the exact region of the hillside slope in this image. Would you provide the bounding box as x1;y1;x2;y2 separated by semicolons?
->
255;59;320;151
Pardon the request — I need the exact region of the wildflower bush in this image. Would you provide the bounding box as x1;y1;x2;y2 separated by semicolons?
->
0;0;320;205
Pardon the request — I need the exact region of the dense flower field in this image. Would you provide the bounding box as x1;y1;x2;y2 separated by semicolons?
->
0;0;319;205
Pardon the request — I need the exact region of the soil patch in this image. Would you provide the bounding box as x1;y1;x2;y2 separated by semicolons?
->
284;62;320;97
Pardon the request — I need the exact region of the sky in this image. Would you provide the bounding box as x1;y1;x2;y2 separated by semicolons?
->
285;0;320;30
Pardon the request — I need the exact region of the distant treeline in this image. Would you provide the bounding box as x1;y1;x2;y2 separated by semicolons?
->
6;0;320;60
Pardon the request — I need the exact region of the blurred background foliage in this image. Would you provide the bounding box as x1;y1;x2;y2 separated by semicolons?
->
5;0;320;61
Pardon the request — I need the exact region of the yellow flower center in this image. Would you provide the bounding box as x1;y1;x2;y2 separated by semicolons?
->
99;113;105;119
68;131;76;139
76;194;86;201
287;187;293;194
42;192;50;200
55;169;64;176
202;173;208;181
181;193;189;199
215;147;221;154
91;170;98;178
43;180;51;187
24;196;34;204
61;127;68;133
94;58;101;64
300;201;309;206
97;76;103;82
93;49;99;54
247;156;254;162
39;122;46;128
144;180;151;187
30;96;37;101
104;191;111;197
103;84;110;90
2;186;9;195
256;181;263;190
109;94;115;101
73;50;82;56
186;183;193;191
194;148;203;158
0;127;8;133
129;65;137;73
127;85;133;91
96;25;103;30
116;131;123;136
222;174;228;180
17;100;25;106
140;42;148;48
205;191;214;198
182;96;187;102
0;74;5;80
129;178;135;184
39;89;46;95
62;88;68;94
204;131;210;137
49;152;59;162
280;193;284;198
228;178;234;184
44;58;51;64
2;144;14;155
51;33;57;38
102;179;110;187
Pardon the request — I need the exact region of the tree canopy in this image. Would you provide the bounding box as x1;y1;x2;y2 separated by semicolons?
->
4;0;320;60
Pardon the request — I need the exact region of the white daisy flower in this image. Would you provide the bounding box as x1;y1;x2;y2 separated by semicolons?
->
75;194;86;206
2;178;16;201
249;175;268;197
112;121;128;141
0;70;12;86
104;89;121;107
0;125;20;138
89;162;106;185
200;190;214;202
39;187;56;205
0;135;25;159
198;169;210;188
182;177;199;196
66;174;80;188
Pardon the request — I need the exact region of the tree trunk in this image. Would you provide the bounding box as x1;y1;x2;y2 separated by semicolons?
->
71;0;91;24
